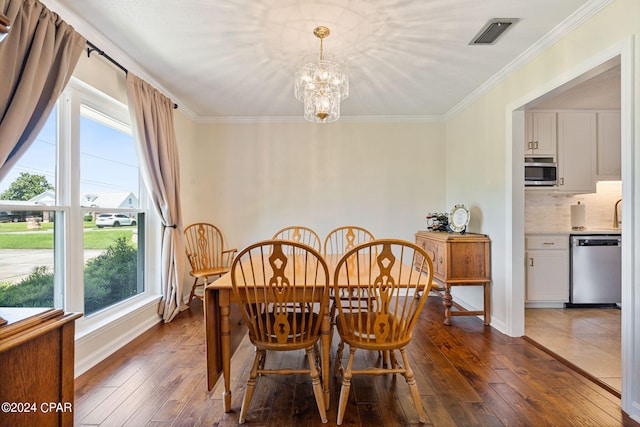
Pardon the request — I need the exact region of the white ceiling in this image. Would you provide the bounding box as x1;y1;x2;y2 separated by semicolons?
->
44;0;605;121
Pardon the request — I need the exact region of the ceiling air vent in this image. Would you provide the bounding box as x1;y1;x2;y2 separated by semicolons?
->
470;18;518;45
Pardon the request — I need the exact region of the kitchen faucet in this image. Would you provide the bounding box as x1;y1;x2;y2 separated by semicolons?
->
613;198;622;229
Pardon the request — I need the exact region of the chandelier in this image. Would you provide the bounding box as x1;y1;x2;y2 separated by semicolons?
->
294;26;349;123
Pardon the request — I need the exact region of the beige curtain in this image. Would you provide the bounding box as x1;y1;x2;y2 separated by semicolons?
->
0;0;85;180
126;73;185;322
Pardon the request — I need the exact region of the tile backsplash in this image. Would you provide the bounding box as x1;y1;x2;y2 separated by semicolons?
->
525;181;622;232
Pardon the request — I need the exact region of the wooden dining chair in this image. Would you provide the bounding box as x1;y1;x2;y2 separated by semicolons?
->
324;226;376;338
332;239;434;425
231;240;330;424
323;225;375;255
183;223;237;305
272;225;322;252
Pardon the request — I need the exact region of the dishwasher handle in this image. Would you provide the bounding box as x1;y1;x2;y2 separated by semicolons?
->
575;238;621;247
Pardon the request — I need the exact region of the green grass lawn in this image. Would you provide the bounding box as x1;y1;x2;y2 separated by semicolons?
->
0;233;55;249
0;221;97;232
85;230;136;249
0;223;136;249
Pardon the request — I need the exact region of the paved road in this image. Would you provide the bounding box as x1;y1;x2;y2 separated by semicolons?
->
0;249;104;284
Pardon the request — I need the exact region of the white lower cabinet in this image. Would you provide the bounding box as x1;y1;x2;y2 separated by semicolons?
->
526;234;569;306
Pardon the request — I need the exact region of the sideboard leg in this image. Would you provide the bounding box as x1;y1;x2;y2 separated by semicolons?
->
443;287;453;326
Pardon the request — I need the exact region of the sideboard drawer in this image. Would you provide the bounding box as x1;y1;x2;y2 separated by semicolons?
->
416;236;446;280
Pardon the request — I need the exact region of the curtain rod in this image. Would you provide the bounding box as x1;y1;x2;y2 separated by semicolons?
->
86;40;178;109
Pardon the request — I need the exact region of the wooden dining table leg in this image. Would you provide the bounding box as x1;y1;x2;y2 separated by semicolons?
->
205;288;221;390
220;295;232;412
321;304;331;409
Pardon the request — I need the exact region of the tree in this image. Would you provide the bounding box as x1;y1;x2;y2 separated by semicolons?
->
0;172;54;201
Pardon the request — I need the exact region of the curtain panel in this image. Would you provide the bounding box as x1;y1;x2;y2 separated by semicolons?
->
126;73;185;322
0;0;85;180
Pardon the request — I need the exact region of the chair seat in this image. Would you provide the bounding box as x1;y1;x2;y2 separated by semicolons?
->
189;266;230;279
335;311;411;350
249;311;322;351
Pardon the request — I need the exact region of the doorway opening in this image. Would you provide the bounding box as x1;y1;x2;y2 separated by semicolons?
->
518;56;622;394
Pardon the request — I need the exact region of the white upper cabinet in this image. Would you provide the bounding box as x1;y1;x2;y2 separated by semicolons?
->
596;110;621;180
525;109;619;193
556;112;597;193
525;111;557;157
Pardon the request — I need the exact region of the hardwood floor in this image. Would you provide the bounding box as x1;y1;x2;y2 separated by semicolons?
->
525;307;621;396
74;297;639;426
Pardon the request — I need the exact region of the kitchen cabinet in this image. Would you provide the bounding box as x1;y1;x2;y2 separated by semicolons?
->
596;110;621;180
0;307;81;427
415;231;490;325
525;234;569;306
556;111;596;193
525;111;557;156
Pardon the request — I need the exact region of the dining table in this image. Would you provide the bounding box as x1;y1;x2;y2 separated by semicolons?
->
204;251;432;413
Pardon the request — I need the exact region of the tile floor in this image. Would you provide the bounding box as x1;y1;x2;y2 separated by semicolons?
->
525;307;621;393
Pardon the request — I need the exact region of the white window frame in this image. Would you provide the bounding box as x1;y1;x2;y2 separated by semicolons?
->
59;78;162;337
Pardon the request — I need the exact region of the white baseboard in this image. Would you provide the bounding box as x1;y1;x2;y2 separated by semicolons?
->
525;301;566;309
74;298;162;377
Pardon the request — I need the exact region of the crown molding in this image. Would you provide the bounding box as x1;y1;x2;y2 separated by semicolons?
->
444;0;614;120
194;114;445;124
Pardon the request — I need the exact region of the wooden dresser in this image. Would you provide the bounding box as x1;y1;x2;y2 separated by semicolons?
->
415;231;491;325
0;308;82;427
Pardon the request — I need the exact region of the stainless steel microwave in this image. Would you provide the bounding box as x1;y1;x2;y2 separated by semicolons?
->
525;158;557;186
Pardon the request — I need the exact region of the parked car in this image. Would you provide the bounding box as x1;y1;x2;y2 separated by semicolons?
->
96;213;137;228
0;211;23;223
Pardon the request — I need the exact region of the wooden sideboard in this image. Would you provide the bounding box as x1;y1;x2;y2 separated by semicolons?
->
0;307;82;427
415;231;491;325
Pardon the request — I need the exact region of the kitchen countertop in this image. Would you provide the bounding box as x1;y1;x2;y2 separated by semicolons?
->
526;229;621;235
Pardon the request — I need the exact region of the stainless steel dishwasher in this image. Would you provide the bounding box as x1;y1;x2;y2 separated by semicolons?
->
568;234;621;307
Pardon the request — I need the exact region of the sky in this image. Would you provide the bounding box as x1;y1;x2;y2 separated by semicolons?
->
0;105;140;203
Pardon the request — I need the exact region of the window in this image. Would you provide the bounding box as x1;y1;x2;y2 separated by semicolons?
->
0;107;59;308
0;78;155;321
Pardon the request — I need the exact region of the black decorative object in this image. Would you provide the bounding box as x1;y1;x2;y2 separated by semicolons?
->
426;212;449;232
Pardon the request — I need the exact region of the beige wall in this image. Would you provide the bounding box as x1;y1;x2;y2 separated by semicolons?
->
73;53;127;104
445;0;639;415
178;121;447;250
445;0;639;332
